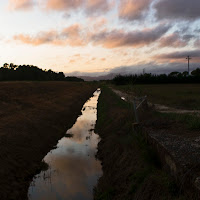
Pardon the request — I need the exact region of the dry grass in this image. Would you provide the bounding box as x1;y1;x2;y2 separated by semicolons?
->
113;84;200;110
94;86;186;200
0;81;97;200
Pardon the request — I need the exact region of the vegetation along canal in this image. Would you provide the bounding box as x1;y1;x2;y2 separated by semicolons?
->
28;89;102;200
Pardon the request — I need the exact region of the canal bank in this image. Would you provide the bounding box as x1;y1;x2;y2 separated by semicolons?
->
0;82;97;200
94;86;187;200
28;89;102;200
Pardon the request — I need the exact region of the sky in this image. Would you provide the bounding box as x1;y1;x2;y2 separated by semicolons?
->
0;0;200;76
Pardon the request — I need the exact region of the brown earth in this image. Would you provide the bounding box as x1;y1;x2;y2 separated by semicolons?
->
0;81;97;200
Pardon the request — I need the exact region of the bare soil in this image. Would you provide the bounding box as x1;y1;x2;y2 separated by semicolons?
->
0;81;96;200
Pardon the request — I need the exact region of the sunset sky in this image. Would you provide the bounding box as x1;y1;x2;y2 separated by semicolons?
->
1;0;200;76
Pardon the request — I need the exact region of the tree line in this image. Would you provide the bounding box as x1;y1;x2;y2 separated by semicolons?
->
0;63;84;82
113;68;200;85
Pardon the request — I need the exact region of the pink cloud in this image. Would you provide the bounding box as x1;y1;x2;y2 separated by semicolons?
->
46;0;83;11
45;0;110;14
119;0;153;21
158;33;188;48
13;23;171;49
69;59;75;63
13;31;61;45
13;24;86;46
8;0;34;10
91;24;170;48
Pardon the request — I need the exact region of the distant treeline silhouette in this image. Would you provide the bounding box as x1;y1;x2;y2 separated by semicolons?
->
113;69;200;85
0;63;84;82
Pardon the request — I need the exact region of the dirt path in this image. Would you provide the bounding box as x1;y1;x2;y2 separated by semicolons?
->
0;82;97;200
111;88;200;115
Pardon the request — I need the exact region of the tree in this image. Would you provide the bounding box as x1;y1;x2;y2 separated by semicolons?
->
169;71;180;77
191;68;200;76
3;63;9;68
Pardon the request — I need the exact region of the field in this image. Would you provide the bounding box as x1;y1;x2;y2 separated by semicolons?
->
113;84;200;110
94;86;187;200
0;82;97;200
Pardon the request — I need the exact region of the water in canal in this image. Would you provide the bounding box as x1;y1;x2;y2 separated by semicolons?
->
28;89;102;200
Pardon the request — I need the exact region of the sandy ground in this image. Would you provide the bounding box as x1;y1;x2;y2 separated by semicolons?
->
0;82;96;200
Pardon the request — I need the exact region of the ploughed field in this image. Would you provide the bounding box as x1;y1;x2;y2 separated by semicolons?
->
0;82;96;200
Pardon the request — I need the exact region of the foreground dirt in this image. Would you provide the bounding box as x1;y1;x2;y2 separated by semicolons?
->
0;82;96;200
95;86;187;200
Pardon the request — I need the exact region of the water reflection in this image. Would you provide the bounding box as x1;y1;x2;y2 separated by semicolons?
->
28;89;102;200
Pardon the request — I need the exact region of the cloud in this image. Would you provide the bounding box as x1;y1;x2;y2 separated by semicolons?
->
154;0;200;21
45;0;110;14
8;0;35;10
13;31;60;45
91;24;171;48
194;39;200;47
86;0;110;14
158;33;188;48
13;24;87;46
119;0;153;21
155;50;200;60
45;0;83;11
67;62;200;79
69;59;75;63
13;23;171;48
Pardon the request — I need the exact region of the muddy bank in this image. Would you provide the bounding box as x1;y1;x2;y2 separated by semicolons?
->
94;86;187;200
0;82;97;200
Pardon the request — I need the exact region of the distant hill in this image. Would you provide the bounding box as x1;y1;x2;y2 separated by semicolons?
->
78;73;116;81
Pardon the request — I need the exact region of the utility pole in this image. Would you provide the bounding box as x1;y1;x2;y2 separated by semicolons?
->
186;55;191;75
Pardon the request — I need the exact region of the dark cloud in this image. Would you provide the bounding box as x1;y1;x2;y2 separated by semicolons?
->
158;33;188;48
154;0;200;21
182;34;195;40
91;24;171;48
67;62;200;79
85;0;110;15
155;50;200;59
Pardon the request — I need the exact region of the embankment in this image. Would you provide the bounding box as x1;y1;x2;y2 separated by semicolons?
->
0;82;97;200
94;86;187;200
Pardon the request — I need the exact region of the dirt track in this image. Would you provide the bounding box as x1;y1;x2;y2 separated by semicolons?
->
0;82;96;200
